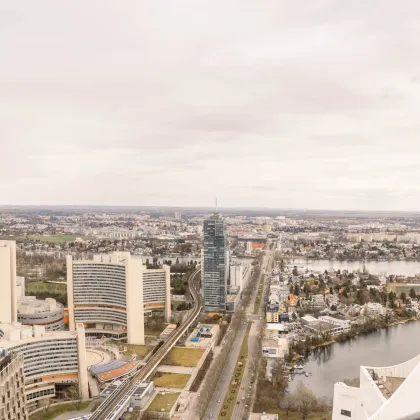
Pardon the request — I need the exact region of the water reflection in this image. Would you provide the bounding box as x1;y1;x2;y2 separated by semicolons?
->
292;259;420;276
288;321;420;398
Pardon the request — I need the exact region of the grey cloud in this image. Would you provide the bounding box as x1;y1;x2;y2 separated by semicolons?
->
1;0;420;209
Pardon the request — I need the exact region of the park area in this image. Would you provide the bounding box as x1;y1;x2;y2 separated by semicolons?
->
122;344;151;359
153;372;191;389
162;347;204;367
29;402;92;420
24;234;81;243
146;392;180;413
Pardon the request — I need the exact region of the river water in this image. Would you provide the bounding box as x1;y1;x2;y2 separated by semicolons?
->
291;259;420;276
288;321;420;399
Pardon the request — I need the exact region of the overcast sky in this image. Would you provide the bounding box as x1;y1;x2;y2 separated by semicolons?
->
1;1;420;210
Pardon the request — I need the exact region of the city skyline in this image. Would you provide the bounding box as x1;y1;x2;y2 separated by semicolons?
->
2;1;420;210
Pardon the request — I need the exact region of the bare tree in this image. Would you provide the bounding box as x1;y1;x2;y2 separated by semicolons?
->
62;384;83;409
293;382;318;420
271;359;288;393
279;392;296;416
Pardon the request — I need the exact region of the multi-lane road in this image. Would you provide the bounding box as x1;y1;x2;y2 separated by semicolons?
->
232;252;273;420
202;248;273;419
90;268;203;420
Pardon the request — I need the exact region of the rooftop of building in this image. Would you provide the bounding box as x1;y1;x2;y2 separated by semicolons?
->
249;413;278;420
18;296;63;314
93;357;140;382
0;322;80;348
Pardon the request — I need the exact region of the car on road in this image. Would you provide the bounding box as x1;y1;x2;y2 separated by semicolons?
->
217;399;221;403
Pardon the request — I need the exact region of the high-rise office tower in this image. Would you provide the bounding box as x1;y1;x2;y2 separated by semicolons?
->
67;252;171;345
0;241;17;324
203;214;229;312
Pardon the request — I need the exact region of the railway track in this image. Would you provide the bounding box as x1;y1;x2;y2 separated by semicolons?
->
90;268;202;420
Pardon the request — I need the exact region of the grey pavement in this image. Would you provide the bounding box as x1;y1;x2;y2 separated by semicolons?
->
232;252;273;420
157;365;194;374
202;249;273;420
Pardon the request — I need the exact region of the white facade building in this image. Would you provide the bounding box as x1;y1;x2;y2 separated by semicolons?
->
230;264;244;290
0;241;17;324
0;352;28;420
333;353;420;420
317;316;350;335
262;328;289;358
67;252;171;345
363;302;387;317
0;322;88;411
18;297;64;331
15;276;65;330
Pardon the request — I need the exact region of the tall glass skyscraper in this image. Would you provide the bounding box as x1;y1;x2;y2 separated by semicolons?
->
203;214;229;312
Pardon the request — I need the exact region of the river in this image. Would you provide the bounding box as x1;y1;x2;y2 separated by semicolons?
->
291;259;420;276
288;320;420;399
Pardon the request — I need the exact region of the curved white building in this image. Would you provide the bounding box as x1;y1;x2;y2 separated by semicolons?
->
17;297;65;331
67;253;170;345
333;353;420;420
0;322;88;411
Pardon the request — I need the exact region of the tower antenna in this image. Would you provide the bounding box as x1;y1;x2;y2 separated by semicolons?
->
215;197;218;214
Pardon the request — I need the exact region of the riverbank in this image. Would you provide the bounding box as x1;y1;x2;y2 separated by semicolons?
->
288;318;420;399
285;258;420;276
289;316;420;363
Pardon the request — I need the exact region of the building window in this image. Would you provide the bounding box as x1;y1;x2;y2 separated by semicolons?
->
341;409;351;417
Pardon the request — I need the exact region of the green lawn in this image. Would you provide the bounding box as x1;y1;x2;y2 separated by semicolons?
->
25;234;80;243
153;372;191;389
26;281;67;295
122;344;151;359
218;322;251;420
162;347;204;367
146;392;180;412
29;402;91;420
172;300;184;309
144;323;167;337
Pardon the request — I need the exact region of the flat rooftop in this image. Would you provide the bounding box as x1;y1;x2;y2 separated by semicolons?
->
0;322;77;348
94;358;140;382
371;373;405;399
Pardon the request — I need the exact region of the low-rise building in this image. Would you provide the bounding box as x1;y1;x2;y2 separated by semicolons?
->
249;414;278;420
363;302;386;316
301;315;350;336
317;316;351;335
262;329;289;358
186;323;219;348
100;379;154;410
